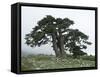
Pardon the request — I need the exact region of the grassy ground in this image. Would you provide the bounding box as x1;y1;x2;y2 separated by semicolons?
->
21;54;95;71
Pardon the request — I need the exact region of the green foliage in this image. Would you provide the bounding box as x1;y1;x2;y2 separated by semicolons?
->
25;15;74;47
64;29;92;57
25;15;92;57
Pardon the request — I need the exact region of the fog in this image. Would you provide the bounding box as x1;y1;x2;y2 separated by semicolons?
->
21;6;95;56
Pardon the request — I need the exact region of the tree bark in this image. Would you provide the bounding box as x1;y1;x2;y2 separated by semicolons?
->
51;33;61;57
59;30;66;57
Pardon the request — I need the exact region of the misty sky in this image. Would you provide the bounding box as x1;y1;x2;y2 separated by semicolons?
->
21;6;95;56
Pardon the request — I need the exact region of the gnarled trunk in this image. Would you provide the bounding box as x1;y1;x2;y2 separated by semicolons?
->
59;31;66;57
51;33;61;57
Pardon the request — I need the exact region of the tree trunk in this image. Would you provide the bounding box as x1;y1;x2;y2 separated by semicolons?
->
59;30;66;58
51;33;61;57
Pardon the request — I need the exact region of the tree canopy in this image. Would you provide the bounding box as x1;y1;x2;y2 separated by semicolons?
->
25;15;92;58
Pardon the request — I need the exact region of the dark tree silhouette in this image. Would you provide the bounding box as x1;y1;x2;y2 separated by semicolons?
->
25;15;92;58
64;29;92;58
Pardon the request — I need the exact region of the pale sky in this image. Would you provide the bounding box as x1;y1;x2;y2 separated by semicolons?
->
21;6;95;56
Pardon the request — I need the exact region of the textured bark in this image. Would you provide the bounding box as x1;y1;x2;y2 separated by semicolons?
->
59;30;66;57
51;34;61;57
